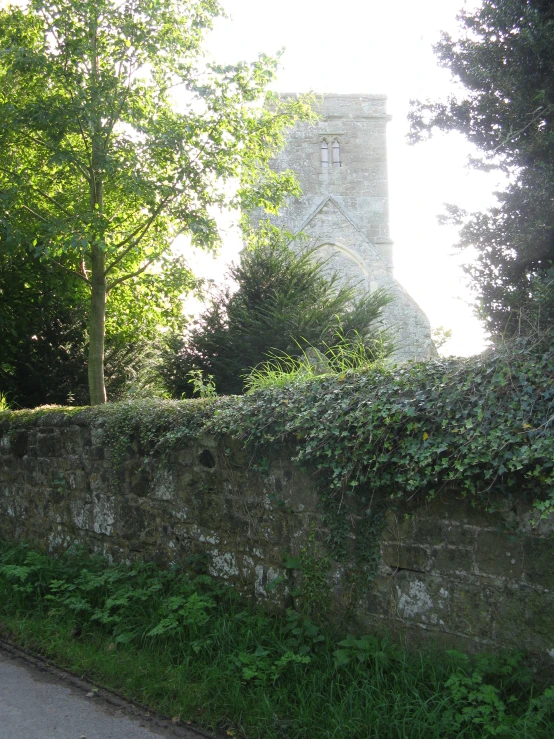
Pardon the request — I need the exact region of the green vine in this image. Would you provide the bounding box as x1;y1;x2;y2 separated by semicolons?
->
212;345;554;514
353;498;388;579
3;343;554;587
298;524;331;618
88;397;227;470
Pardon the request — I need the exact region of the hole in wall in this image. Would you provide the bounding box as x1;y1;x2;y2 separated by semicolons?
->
198;449;216;468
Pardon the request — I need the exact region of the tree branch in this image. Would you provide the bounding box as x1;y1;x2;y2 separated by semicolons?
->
104;212;161;274
49;257;91;285
105;184;184;274
21;204;48;223
62;137;92;183
74;109;93;169
106;220;190;291
107;257;156;291
103;56;137;147
491;106;551;155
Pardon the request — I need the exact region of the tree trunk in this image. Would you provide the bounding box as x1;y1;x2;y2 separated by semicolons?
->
86;12;107;406
88;244;107;405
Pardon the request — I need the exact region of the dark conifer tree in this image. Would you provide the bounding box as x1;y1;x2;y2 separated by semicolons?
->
410;0;554;338
160;225;392;397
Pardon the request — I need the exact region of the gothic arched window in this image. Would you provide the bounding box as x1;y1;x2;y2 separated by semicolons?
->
320;139;329;167
332;138;341;167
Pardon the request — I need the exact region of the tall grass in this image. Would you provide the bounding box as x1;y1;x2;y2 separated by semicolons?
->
244;331;388;392
1;541;552;738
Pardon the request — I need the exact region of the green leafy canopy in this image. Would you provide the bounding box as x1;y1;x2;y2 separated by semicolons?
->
0;0;313;403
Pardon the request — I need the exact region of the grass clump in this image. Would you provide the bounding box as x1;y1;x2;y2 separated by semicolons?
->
1;540;553;739
243;331;387;393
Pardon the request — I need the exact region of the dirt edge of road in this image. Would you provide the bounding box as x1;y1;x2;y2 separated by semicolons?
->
0;636;222;739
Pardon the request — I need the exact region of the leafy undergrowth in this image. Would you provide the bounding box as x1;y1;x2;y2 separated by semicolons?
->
1;541;553;739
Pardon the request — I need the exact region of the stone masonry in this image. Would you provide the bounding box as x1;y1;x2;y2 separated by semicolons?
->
266;94;435;361
1;411;554;666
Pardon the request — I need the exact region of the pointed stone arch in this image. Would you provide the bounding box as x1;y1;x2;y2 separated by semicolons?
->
315;242;370;278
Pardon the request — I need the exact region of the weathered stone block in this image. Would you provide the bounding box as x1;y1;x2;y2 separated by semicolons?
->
524;537;554;589
127;466;152;498
412;517;444;546
413;518;475;549
393;573;450;626
175;449;194;466
37;430;61;457
425;495;507;529
433;546;474;574
361;573;394;617
384;510;414;541
8;430;28;458
448;581;498;639
381;544;430;572
475;532;523;579
441;523;476;548
417;496;454;521
494;584;554;654
0;455;18;479
61;426;85;455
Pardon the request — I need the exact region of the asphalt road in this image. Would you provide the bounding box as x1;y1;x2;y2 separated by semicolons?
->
0;642;216;739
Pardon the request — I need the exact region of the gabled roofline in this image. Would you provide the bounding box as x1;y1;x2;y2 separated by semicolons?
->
292;195;390;271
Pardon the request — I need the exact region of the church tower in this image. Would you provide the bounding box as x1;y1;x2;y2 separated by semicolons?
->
268;94;435;361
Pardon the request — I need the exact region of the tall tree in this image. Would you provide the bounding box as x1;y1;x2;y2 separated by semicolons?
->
409;0;554;338
0;233;195;407
160;224;392;397
0;0;310;404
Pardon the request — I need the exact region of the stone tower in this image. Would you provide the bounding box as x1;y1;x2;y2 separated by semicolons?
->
268;94;435;361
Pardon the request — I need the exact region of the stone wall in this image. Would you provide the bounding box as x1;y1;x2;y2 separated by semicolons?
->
1;411;553;664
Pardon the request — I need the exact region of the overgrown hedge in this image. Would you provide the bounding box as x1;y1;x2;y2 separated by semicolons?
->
2;344;554;516
214;346;554;515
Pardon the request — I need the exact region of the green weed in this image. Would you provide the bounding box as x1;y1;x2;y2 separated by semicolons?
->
187;369;217;399
243;330;387;393
0;541;552;739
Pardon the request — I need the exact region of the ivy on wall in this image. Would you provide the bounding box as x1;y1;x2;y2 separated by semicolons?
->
2;344;554;517
213;345;554;515
2;344;554;606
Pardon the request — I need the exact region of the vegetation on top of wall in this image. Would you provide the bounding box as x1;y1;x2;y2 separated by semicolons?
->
84;397;235;469
2;343;554;518
213;342;554;516
0;403;88;427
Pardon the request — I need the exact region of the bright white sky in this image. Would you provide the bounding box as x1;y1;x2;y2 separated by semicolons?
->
191;0;504;356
